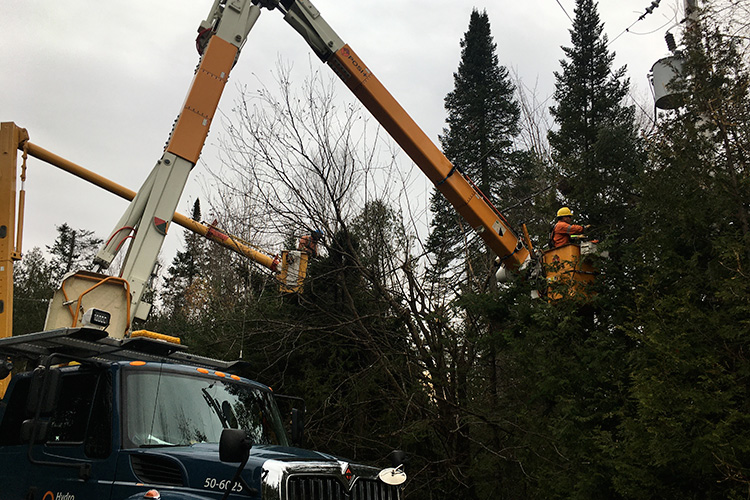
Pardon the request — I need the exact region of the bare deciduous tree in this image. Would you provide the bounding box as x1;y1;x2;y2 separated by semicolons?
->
204;61;528;497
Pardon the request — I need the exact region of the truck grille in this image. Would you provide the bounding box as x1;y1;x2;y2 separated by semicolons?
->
287;476;399;500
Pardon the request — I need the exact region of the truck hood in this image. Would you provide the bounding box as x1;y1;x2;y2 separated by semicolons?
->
163;442;339;463
126;444;355;497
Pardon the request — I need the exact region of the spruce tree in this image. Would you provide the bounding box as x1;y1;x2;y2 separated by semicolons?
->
546;0;644;306
548;0;641;235
428;9;522;273
12;247;54;334
487;1;644;495
46;223;103;284
422;10;532;498
159;200;209;320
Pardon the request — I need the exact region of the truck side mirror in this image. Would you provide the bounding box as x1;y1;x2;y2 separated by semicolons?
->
390;449;407;469
378;450;408;487
291;407;304;447
220;428;252;463
25;366;61;417
273;393;305;447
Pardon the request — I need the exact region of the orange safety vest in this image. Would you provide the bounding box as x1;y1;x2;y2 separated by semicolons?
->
298;235;318;257
552;220;584;248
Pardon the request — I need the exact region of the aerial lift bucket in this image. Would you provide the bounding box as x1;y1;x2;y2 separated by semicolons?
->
278;250;309;294
542;241;599;300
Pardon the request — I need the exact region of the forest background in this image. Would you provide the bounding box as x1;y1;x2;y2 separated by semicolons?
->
12;0;750;498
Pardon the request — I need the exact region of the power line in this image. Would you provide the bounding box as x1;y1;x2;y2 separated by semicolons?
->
609;0;671;45
555;0;573;23
563;1;676;127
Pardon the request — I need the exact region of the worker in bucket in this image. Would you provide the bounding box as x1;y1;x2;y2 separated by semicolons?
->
551;207;589;248
298;229;324;258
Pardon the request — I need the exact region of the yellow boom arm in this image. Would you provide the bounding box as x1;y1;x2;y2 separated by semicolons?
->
253;0;531;271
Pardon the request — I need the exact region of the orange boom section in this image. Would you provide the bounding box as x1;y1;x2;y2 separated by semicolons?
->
328;45;529;270
166;35;238;164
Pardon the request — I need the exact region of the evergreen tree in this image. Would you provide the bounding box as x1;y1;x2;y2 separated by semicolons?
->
160;200;209;320
46;223;103;284
478;1;645;496
428;9;522;272
12;247;54;335
620;8;750;497
545;0;644;310
548;0;642;236
421;11;531;497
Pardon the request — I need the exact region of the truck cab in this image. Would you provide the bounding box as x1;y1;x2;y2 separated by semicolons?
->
0;329;402;500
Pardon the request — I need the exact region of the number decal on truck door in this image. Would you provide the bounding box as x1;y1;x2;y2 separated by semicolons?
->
203;477;243;492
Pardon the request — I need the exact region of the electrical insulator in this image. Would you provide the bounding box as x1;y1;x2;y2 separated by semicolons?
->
665;32;677;52
645;0;661;15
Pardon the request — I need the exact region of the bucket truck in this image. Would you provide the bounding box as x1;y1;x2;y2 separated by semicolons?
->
0;2;405;499
0;0;601;497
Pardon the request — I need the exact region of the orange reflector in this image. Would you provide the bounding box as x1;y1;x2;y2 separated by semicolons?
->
230;375;241;381
130;361;146;366
197;368;209;374
215;371;226;378
144;489;161;499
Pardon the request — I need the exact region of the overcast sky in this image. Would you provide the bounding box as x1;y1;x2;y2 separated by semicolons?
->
1;0;683;267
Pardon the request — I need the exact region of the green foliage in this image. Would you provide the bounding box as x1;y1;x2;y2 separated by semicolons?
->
270;202;419;463
440;8;520;195
46;223;103;284
141;5;750;499
475;0;644;496
618;10;750;497
12;247;54;335
428;9;524;271
548;0;642;237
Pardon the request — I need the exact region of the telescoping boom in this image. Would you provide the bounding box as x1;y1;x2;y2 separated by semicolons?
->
248;0;532;272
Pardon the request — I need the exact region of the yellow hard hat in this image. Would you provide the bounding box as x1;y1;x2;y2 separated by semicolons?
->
557;207;573;217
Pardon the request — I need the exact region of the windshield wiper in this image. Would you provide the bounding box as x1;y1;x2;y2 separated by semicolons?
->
202;386;230;428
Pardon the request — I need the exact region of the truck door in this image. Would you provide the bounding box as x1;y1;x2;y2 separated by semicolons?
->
0;375;33;499
0;368;116;500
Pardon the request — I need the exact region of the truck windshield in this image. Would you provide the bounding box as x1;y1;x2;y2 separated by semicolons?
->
122;368;288;449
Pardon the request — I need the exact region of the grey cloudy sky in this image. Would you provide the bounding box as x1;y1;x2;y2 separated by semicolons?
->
1;0;681;265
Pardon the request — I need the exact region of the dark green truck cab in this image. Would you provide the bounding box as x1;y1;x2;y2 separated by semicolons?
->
0;328;404;500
